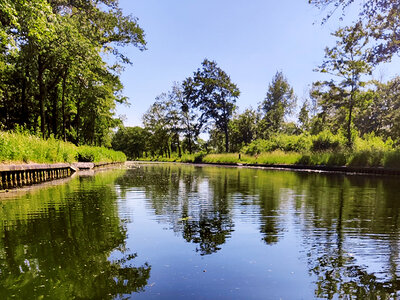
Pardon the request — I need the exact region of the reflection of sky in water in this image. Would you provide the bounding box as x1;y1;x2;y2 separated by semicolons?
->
1;165;400;298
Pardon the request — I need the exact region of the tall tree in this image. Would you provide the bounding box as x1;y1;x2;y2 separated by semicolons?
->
172;82;200;154
0;0;146;144
309;0;400;64
184;59;240;153
298;100;311;132
259;71;296;137
142;99;171;158
315;23;372;146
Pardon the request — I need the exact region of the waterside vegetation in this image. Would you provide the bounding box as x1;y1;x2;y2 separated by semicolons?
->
0;131;126;164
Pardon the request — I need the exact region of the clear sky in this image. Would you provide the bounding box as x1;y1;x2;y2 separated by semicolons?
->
114;0;398;127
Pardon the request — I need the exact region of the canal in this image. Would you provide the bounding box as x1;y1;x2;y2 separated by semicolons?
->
0;164;399;299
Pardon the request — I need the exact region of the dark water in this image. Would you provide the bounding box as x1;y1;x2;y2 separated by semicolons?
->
1;164;400;299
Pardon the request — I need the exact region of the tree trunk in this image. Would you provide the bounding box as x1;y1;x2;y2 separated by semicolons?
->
52;85;59;137
38;55;47;139
188;131;192;154
20;73;28;127
347;94;354;147
177;134;182;157
76;98;81;145
224;126;229;153
61;68;68;141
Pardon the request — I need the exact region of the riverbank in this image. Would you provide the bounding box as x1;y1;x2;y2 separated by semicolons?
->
0;131;126;164
134;149;400;176
0;161;124;191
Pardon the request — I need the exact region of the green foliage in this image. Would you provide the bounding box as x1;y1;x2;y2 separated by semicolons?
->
259;71;296;137
242;134;312;155
0;130;77;163
198;151;302;165
0;0;146;145
314;22;372;146
228;108;260;152
310;0;400;64
311;130;345;152
76;145;126;163
112;126;149;159
383;150;400;169
0;130;125;163
183;59;240;152
181;151;207;163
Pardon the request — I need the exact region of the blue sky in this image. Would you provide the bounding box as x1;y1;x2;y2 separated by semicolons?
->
115;0;398;127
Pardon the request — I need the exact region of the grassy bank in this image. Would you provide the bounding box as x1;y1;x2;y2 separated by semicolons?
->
0;131;126;164
138;149;400;169
137;132;400;169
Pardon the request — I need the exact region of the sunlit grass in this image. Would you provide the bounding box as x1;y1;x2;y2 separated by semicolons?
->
0;131;126;164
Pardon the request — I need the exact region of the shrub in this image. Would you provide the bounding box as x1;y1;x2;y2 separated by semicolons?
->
242;134;312;155
311;130;345;152
383;150;400;169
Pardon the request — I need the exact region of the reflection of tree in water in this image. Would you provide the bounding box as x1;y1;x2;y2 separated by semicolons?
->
299;175;400;299
258;187;283;245
309;249;400;299
183;213;233;256
0;171;150;299
117;165;234;255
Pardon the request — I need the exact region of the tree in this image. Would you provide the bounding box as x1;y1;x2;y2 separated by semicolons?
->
229;108;260;152
0;0;146;145
112;126;149;159
309;0;400;64
315;23;372;146
298;100;311;132
183;59;240;153
172;82;201;154
355;77;400;141
142;98;171;158
259;71;296;137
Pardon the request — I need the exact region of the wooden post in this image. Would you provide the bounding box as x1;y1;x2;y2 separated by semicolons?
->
17;172;22;187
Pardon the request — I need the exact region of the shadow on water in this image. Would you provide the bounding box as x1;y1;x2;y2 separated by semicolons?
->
0;169;150;299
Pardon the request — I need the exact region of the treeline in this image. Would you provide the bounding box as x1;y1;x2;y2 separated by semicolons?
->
113;0;400;160
0;0;145;146
112;66;400;160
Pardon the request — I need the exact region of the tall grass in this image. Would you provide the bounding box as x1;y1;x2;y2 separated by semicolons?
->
0;131;126;164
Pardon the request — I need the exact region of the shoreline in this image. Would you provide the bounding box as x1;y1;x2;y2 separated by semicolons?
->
0;162;124;191
129;161;400;176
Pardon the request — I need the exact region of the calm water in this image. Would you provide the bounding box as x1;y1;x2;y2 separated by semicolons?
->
1;164;400;299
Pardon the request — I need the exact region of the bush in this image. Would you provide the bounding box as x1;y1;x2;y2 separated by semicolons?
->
353;134;392;152
311;130;345;152
383;150;400;169
242;134;312;155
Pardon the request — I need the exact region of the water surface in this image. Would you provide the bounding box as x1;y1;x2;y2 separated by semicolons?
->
1;164;400;299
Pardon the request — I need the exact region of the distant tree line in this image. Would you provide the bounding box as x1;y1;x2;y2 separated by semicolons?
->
0;0;145;146
113;0;400;159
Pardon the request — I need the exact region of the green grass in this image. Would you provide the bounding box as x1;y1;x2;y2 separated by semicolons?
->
130;133;400;169
200;151;303;165
0;131;126;164
139;149;400;170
